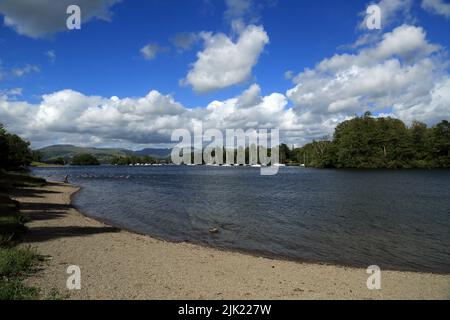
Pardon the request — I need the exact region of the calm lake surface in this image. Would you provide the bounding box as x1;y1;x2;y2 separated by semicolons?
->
32;166;450;273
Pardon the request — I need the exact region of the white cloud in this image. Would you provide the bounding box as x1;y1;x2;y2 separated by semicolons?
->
12;64;40;77
0;88;22;97
284;70;294;80
46;50;56;62
183;24;269;93
422;0;450;18
0;83;311;148
393;78;450;124
140;43;168;60
1;25;447;149
286;24;448;131
171;32;200;53
0;0;120;38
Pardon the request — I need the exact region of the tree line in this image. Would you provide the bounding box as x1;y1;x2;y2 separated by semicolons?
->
2;114;449;169
282;113;449;169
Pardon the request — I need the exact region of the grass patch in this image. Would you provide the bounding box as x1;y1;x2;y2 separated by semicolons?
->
0;247;40;277
0;171;46;300
0;278;39;300
0;247;41;300
45;288;70;300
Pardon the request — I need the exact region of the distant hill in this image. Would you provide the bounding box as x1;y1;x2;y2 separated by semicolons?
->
37;145;172;163
134;148;172;159
37;145;132;163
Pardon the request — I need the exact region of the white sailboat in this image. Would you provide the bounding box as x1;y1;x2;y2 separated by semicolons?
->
273;163;286;167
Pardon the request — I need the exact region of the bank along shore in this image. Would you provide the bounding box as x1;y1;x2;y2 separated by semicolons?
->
13;182;450;300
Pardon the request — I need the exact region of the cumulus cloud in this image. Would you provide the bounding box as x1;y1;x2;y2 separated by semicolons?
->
0;83;312;148
140;43;169;60
181;0;275;93
422;0;450;18
286;24;448;132
393;78;450;124
0;0;120;38
183;24;269;93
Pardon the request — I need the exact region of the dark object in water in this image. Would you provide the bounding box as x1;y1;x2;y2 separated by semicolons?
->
64;175;69;183
209;228;219;234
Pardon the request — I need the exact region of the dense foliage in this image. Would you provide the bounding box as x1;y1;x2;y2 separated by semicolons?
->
71;153;100;166
0;124;33;170
284;114;449;169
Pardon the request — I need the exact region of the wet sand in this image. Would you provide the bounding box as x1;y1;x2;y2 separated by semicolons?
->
14;182;450;300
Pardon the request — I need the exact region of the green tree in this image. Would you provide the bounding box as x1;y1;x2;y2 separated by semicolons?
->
279;144;290;164
32;150;42;163
3;133;33;168
71;154;100;166
409;121;430;167
429;120;450;168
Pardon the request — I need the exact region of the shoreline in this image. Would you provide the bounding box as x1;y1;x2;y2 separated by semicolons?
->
69;181;450;276
72;190;450;276
15;182;450;299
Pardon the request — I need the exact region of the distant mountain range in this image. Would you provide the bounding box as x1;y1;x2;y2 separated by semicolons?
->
133;148;173;158
37;145;172;163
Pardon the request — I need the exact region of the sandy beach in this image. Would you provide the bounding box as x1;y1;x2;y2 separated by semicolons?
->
12;182;450;300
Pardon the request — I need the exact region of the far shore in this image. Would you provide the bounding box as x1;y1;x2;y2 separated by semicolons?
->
30;162;65;168
13;182;450;300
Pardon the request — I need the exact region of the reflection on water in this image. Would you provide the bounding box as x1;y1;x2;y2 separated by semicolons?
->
32;166;450;274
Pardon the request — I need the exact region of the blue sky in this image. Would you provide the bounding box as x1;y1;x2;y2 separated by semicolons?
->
0;0;371;104
0;0;449;148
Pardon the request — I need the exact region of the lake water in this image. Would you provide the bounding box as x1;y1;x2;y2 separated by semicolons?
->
32;166;450;274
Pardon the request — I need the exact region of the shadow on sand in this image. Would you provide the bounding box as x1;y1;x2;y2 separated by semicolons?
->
16;184;120;243
10;184;62;199
25;226;120;243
